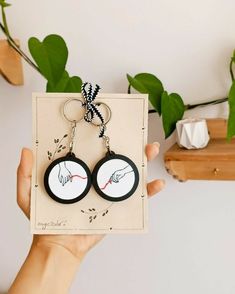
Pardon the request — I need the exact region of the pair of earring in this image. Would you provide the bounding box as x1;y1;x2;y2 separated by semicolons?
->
44;83;139;204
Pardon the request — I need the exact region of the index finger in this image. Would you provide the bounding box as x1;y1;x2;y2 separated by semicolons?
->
145;142;160;161
17;148;33;219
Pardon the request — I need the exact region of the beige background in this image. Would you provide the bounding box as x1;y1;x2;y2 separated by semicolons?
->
31;93;148;234
1;0;235;293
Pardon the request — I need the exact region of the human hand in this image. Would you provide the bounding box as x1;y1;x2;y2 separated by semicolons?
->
58;162;72;186
110;168;125;183
17;142;165;261
110;164;134;183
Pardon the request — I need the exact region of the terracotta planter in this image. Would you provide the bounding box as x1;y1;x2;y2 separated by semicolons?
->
0;39;24;85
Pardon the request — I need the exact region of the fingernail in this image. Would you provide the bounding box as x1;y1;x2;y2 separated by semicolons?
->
153;142;160;148
160;179;166;188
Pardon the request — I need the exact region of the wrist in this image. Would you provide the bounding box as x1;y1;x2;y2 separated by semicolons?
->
31;236;80;294
9;235;81;294
32;235;86;263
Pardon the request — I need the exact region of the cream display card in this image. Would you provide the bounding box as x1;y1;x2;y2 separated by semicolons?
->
31;93;148;234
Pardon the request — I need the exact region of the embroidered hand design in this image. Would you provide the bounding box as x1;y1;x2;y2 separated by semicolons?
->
110;170;125;183
110;165;133;183
101;165;134;190
58;162;72;186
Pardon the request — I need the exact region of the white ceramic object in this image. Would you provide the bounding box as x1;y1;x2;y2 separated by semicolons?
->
176;118;210;149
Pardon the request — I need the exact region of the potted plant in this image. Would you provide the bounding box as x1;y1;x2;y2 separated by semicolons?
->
127;66;235;141
1;1;235;141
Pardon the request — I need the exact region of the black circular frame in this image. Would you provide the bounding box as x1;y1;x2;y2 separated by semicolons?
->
92;153;139;202
44;153;92;204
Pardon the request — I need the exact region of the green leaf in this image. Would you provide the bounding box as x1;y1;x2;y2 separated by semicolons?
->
127;73;164;114
161;91;185;138
233;50;235;59
227;80;235;141
46;71;69;92
28;34;68;86
127;73;149;93
46;71;82;93
0;0;11;7
65;76;82;92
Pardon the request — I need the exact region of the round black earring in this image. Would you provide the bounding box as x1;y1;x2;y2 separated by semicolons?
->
80;82;140;202
92;150;139;202
44;98;92;204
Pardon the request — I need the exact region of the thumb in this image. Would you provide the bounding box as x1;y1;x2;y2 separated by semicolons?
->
17;148;33;219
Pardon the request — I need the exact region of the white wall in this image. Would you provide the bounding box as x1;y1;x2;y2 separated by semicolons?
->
1;0;235;293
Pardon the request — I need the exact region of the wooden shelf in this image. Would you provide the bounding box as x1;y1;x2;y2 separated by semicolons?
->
164;119;235;181
0;39;24;85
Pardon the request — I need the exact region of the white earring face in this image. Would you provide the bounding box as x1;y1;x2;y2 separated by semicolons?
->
44;153;92;204
92;153;139;202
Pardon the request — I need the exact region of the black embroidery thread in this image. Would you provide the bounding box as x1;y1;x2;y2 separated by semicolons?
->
81;82;105;137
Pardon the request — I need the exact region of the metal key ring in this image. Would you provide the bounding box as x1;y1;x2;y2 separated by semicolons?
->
62;98;85;123
91;102;112;126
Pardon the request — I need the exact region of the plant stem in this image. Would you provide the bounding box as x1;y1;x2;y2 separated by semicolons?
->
1;6;9;37
185;97;228;110
0;22;42;76
148;97;228;114
230;58;235;82
128;85;228;114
